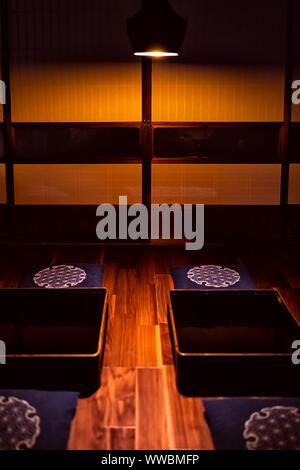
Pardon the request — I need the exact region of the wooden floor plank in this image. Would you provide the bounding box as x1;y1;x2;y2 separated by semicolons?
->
137;246;171;281
163;366;214;450
114;269;138;319
69;426;135;451
108;317;136;368
102;262;118;294
136;368;170;450
94;367;136;428
103;294;116;366
68;397;109;450
136;325;162;368
155;274;174;324
110;428;136;451
160;323;174;366
136;283;157;326
51;246;104;264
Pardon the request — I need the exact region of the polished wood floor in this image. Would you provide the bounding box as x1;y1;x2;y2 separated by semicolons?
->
0;243;300;450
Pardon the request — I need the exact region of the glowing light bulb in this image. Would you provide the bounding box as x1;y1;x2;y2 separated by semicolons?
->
134;51;179;58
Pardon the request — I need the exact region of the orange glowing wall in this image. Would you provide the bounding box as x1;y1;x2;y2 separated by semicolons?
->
11;63;285;124
152;65;285;122
14;164;142;205
152;164;282;205
11;63;142;123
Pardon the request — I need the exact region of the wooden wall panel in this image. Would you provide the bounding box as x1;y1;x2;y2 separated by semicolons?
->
0;163;6;203
152;164;281;205
289;164;300;204
152;64;284;122
14;164;142;205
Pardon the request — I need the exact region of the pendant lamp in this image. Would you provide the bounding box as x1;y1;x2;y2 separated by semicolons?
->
127;0;187;58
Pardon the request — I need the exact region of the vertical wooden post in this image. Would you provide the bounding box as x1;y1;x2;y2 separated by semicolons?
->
142;57;152;218
280;0;293;238
1;0;15;239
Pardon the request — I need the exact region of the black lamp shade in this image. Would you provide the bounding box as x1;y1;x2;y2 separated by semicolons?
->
127;0;187;57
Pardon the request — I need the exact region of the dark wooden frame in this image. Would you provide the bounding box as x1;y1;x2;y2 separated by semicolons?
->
10;122;143;164
151;122;282;164
0;0;299;243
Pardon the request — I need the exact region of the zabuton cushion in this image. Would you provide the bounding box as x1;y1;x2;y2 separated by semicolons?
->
170;264;256;290
203;397;300;450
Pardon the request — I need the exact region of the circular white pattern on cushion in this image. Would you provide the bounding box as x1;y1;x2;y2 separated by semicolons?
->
243;406;300;450
0;396;40;450
33;265;87;289
187;265;240;288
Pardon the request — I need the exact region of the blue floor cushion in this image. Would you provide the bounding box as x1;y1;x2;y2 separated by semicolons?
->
0;390;79;450
203;398;300;450
19;264;104;289
171;265;256;290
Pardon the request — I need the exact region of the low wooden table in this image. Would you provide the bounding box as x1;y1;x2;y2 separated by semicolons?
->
0;288;108;397
168;289;300;397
